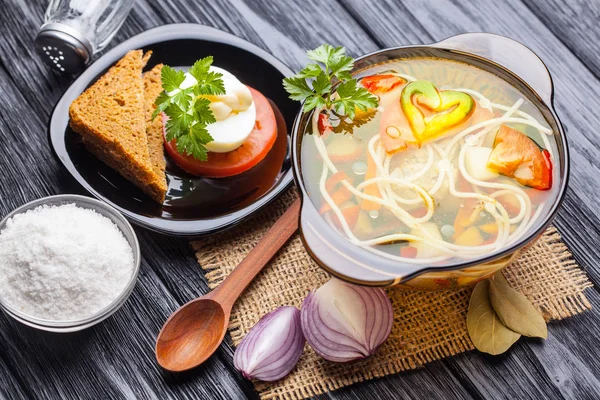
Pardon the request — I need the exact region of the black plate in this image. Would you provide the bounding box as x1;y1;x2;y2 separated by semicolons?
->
49;24;296;236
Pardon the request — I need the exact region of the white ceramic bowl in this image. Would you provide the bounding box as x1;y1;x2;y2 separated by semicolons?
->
0;194;141;332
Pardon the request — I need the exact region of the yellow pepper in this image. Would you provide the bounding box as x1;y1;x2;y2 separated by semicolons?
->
400;80;475;144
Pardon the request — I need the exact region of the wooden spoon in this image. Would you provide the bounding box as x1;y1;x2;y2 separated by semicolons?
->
156;198;301;372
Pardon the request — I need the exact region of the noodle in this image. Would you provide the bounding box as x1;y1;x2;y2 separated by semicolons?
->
308;73;554;264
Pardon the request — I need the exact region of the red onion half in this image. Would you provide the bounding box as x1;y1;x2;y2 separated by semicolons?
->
234;306;305;381
301;278;393;362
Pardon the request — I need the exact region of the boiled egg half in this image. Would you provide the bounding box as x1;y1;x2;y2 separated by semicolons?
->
174;66;256;153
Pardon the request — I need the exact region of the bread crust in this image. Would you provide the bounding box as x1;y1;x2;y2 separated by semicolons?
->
69;50;167;203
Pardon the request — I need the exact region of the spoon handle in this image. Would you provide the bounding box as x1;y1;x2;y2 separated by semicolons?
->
210;198;301;308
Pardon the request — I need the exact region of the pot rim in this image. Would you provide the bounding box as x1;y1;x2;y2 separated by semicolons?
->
291;33;570;286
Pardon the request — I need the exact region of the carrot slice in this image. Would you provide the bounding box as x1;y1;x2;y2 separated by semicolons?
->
330;203;360;230
360;152;382;211
320;186;353;214
325;171;351;193
320;171;354;214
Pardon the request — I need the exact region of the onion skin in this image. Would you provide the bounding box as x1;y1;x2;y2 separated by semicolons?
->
301;278;393;362
233;306;305;381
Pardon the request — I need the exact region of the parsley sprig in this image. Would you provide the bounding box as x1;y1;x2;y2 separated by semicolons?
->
283;45;378;120
152;56;225;161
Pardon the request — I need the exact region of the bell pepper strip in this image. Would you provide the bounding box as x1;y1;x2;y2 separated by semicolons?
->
359;152;383;211
318;112;333;137
400;245;418;258
400;80;475;144
361;74;406;94
486;125;552;190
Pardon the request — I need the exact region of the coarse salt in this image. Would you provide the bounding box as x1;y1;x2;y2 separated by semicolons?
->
0;203;134;321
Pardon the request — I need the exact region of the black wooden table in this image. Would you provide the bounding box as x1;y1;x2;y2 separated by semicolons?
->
1;0;600;399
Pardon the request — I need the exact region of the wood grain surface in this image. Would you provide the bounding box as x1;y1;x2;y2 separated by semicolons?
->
0;0;598;399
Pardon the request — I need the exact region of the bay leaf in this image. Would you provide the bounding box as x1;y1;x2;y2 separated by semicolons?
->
489;272;548;339
467;280;521;355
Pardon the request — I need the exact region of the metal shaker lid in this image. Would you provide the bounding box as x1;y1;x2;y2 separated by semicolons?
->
34;23;93;75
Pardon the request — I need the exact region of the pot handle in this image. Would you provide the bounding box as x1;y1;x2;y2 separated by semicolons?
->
432;33;553;104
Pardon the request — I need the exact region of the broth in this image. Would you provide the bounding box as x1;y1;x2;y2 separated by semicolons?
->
301;57;559;265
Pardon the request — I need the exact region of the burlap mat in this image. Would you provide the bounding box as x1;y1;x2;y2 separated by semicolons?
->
191;189;593;400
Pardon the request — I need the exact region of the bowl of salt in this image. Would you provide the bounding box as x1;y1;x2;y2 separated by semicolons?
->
0;194;140;332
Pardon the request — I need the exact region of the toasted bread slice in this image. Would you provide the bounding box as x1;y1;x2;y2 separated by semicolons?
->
69;50;166;203
143;64;168;202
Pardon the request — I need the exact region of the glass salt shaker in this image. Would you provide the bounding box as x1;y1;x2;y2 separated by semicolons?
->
34;0;136;75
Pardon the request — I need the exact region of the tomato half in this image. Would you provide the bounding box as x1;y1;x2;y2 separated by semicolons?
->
164;86;277;177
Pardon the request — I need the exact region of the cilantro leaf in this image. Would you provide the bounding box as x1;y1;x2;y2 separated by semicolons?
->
333;79;378;119
329;54;354;80
283;76;314;101
164;103;194;137
306;44;346;68
154;56;228;161
283;44;379;125
175;133;207;160
195;71;225;95
306;44;335;64
188;56;213;81
297;63;322;78
151;91;171;120
303;95;326;112
193;97;215;125
171;87;193;110
190;121;213;144
161;65;186;92
351;86;379;110
312;71;332;95
175;123;213;160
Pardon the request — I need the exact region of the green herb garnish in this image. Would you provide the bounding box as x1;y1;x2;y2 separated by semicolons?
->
152;56;225;161
283;45;378;120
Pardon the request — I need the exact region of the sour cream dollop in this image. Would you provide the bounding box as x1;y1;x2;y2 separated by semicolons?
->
175;66;256;153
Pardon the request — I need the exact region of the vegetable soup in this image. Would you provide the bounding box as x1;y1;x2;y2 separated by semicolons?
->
301;57;559;265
